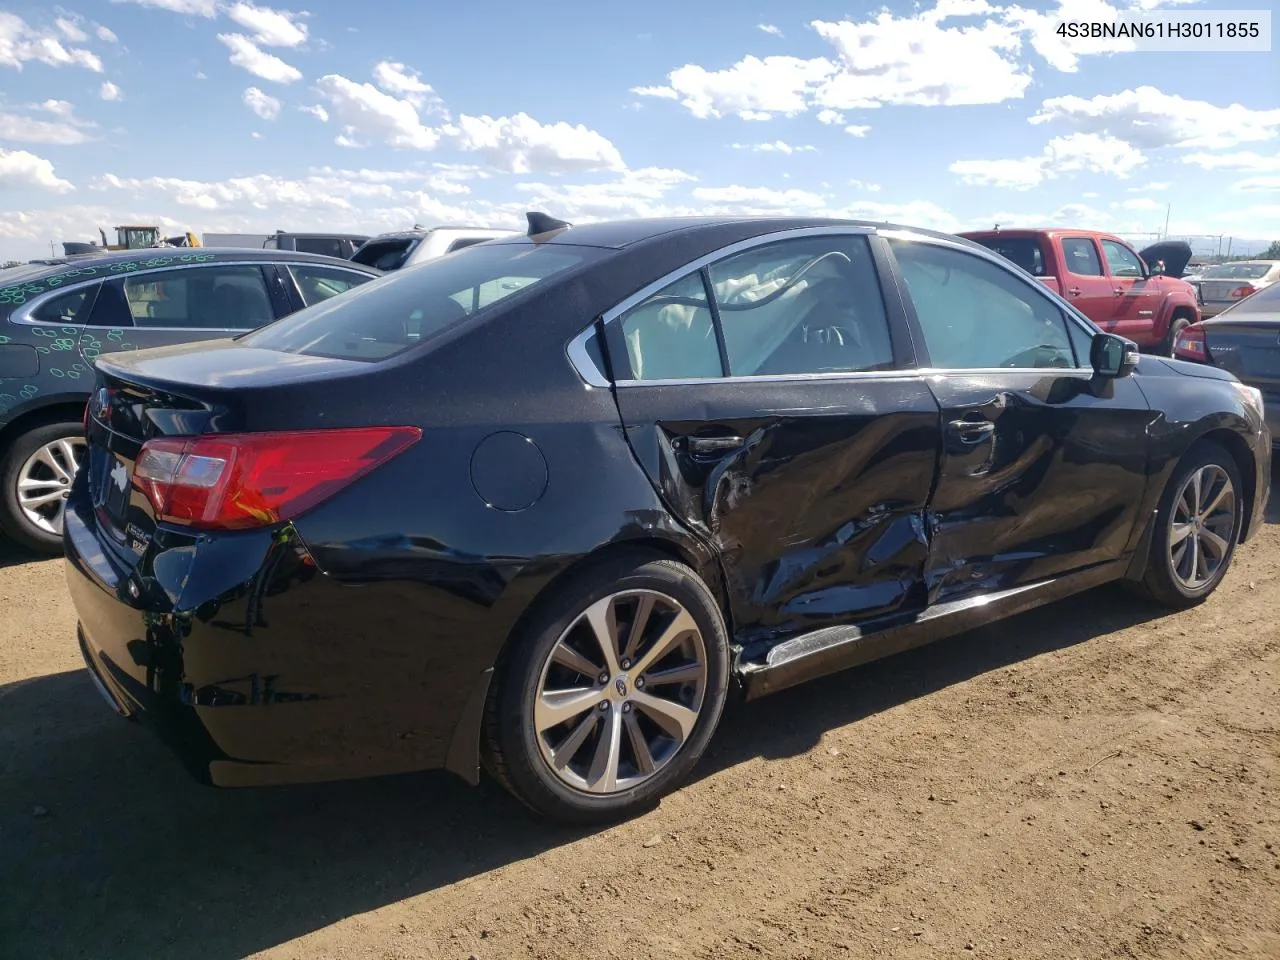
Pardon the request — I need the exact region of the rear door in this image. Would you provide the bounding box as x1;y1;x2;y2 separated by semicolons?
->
1057;236;1116;327
79;261;287;368
1100;238;1160;345
884;234;1153;604
599;229;942;653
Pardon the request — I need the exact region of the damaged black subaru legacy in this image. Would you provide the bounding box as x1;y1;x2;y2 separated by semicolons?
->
68;214;1270;823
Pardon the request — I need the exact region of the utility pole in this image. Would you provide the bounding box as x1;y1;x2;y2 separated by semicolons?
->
1226;237;1233;258
1162;204;1171;239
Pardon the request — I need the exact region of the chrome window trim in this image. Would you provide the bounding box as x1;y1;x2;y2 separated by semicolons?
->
10;259;283;332
564;224;1117;388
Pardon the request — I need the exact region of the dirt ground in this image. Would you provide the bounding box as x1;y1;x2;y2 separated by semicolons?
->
2;496;1279;960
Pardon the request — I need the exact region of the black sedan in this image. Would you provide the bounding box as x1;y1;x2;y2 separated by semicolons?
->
66;214;1270;824
1174;280;1280;443
0;248;380;553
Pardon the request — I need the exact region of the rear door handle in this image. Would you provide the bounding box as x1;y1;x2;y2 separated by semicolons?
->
685;435;745;455
1114;287;1125;296
1066;286;1081;297
946;420;995;445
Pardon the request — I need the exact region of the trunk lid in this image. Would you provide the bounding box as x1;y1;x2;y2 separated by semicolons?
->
85;342;375;565
1202;315;1280;390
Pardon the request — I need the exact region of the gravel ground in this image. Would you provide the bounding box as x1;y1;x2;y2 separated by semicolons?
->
2;490;1278;960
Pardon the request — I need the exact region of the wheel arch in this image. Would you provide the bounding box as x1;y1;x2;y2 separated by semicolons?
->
1195;427;1258;541
0;396;88;453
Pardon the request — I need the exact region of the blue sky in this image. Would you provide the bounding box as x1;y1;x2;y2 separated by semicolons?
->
0;0;1277;262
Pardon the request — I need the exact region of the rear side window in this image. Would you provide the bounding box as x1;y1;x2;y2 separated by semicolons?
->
288;264;375;306
1061;238;1104;277
970;237;1048;278
29;285;98;325
122;265;274;329
241;243;597;361
619;273;722;381
294;237;346;258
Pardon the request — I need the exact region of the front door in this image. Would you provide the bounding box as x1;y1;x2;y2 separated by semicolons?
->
1101;238;1160;346
602;231;941;655
885;236;1154;604
80;262;287;367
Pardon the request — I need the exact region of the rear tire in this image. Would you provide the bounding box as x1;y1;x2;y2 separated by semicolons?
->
0;420;85;555
1127;440;1243;608
482;553;730;824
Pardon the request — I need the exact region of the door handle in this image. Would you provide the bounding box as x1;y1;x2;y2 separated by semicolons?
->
1066;286;1081;297
946;419;995;445
1113;287;1125;296
685;435;745;455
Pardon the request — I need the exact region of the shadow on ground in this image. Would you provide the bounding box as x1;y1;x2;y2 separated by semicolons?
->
0;582;1173;960
0;537;51;570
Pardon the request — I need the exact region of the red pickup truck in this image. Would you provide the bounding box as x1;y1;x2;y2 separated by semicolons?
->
959;228;1201;356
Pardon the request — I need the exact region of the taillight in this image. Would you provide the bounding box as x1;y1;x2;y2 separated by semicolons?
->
1173;322;1209;362
132;426;421;530
1231;284;1257;299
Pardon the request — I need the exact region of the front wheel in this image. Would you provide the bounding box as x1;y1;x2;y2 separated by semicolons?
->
1129;441;1243;608
1161;315;1193;357
0;420;86;554
482;554;730;824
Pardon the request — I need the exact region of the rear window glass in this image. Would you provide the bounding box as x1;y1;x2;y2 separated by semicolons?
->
352;237;419;271
240;243;597;361
968;237;1049;277
1228;281;1280;313
1202;262;1273;280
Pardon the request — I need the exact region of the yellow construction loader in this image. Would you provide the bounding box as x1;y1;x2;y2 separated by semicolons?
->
98;225;202;249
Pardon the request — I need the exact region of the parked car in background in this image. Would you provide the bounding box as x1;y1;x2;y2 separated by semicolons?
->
66;213;1268;824
960;228;1201;356
203;232;371;259
0;248;381;553
1191;260;1280;318
1175;279;1280;443
351;226;513;271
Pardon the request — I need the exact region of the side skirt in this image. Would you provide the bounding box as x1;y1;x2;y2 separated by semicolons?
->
738;559;1127;700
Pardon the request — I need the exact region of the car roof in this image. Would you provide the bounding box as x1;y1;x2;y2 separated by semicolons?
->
486;215;978;251
10;247;381;281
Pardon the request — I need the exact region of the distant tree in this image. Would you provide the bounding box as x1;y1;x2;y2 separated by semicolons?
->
0;260;20;269
1262;241;1280;259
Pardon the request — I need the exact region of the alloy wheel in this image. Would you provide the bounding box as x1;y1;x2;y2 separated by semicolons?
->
533;589;709;795
16;436;85;537
1168;463;1235;590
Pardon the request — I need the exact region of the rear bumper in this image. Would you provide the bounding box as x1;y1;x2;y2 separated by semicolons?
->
64;495;495;789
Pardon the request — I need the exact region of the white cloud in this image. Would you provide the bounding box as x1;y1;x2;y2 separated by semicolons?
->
0;109;92;145
225;2;307;47
812;10;1028;109
950;132;1146;189
99;81;123;101
1033;86;1280;150
816;109;844;125
41;99;76;118
1234;176;1280;193
217;33;302;83
758;23;783;37
1006;0;1136;73
731;141;816;155
372;61;446;115
691;184;828;209
242;86;281;120
0;147;74;193
849;179;882;192
315;73;439;150
0;12;104;72
445;113;625;173
515;167;696;219
55;17;88;43
108;0;218;15
1182;151;1280;173
633;55;836;120
844;124;870;137
96;25;119;43
301;103;328;121
1119;197;1162;211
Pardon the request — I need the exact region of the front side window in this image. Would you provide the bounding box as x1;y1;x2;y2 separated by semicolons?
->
1061;238;1104;277
288;264;375;306
242;242;596;361
1101;240;1144;278
891;239;1079;370
122;265;274;329
707;235;893;376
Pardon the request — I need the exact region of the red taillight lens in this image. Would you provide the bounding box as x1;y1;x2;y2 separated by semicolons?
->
132;426;421;530
1231;284;1257;299
1173;322;1208;362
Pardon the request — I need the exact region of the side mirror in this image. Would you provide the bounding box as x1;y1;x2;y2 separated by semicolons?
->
1150;260;1165;276
1091;332;1139;378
